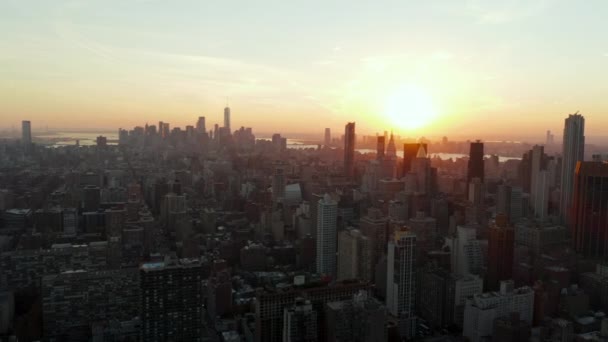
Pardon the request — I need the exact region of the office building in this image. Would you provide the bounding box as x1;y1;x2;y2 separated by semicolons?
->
572;161;608;258
316;194;338;278
467;140;484;183
463;281;534;342
560;113;585;222
403;143;428;177
196;116;206;134
272;162;286;203
337;228;373;281
376;136;385;160
386;227;417;339
224;106;231;132
326;291;387;342
254;281;372;342
486;214;514;291
344;122;356;179
386;132;397;158
282;298;317;342
22;120;31;149
360;208;388;276
140;258;205;342
324;128;331;146
42;269;139;340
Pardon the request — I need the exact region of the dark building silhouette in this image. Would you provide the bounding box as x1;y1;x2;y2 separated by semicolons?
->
572;161;608;258
344;122;356;179
402;143;428;177
467;140;485;183
376;136;385;160
486;214;514;291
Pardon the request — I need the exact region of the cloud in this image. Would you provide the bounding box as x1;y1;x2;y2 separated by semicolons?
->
466;0;553;24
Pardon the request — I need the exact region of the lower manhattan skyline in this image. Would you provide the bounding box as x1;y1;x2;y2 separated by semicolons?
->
2;0;608;139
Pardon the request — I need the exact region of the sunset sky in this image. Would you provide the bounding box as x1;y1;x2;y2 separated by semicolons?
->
1;0;608;140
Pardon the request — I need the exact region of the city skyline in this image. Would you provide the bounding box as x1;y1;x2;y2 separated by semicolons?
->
2;1;608;139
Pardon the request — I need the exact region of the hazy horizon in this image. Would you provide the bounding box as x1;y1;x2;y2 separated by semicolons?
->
2;0;608;138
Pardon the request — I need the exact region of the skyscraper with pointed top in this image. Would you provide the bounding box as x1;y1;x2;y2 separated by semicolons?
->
386;131;397;159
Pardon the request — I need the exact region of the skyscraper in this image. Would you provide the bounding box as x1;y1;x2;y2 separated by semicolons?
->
224;106;231;132
324;128;331;146
571;161;608;258
486;214;514;291
196;116;206;134
337;229;372;281
403;143;428;177
21;120;31;148
386;132;397;158
344;122;356;179
316;194;338;278
560;113;585;223
386;227;417;339
467;140;484;183
140;259;204;341
376;136;385;160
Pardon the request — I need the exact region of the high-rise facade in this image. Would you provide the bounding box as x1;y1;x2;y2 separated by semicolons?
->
376;136;385;160
224;106;231;132
571;161;608;258
486;214;514;291
282;298;318;342
467;140;484;183
316;194;338;278
196;116;206;134
140;259;204;342
337;228;372;281
403;143;428;177
344;122;356;179
360;208;388;276
463;281;534;342
22;120;31;149
560;113;585;223
386;132;397;158
324;128;331;146
326;291;387;342
386;227;417;339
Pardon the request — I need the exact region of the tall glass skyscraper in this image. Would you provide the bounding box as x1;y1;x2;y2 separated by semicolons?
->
560;113;585;222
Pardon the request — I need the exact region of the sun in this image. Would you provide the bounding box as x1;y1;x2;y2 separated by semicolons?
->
385;84;439;131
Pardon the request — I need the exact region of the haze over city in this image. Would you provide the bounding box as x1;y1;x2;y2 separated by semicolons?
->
2;0;608;140
4;2;608;342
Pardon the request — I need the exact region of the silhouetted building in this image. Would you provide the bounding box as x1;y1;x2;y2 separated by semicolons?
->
196;116;206;134
468;140;485;183
486;214;514;291
561;113;585;222
377;136;385;160
572;161;608;258
324;128;331;146
344;122;356;179
386;227;417;339
22;120;31;149
403;143;428;177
